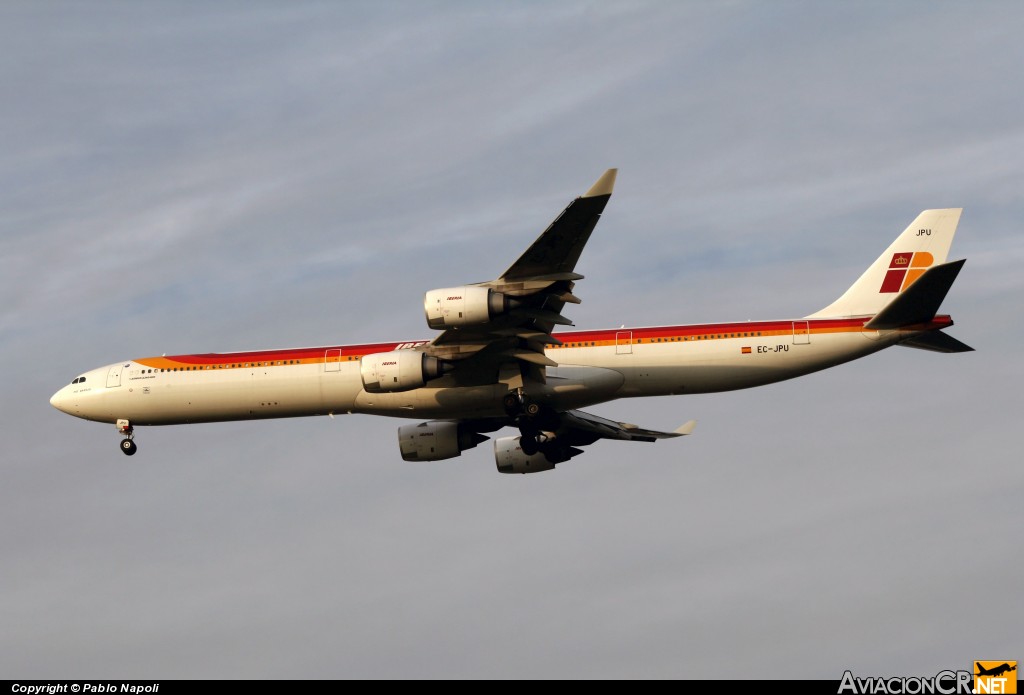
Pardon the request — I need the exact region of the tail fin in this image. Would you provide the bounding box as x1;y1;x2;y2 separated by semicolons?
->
808;209;962;318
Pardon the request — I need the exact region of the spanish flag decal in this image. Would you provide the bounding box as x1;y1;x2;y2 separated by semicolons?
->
741;346;752;354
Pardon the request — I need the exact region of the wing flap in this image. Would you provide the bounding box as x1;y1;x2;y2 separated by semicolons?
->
518;308;574;326
510;350;558;367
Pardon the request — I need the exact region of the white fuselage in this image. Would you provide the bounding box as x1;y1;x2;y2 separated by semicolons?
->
49;317;942;428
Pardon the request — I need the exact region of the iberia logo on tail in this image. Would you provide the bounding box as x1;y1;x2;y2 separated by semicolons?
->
880;251;934;293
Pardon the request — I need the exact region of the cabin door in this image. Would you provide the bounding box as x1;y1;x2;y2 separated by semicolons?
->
324;349;342;372
792;321;810;345
616;331;633;355
106;364;123;388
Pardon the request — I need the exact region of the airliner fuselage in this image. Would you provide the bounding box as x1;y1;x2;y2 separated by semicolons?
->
51;315;951;425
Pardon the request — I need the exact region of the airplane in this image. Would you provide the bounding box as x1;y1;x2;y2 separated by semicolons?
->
49;169;972;473
975;663;1016;678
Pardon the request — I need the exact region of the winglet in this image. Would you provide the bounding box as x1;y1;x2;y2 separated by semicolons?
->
674;420;697;436
583;168;617;198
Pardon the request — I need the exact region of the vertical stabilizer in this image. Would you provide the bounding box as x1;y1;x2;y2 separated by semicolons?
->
808;209;962;319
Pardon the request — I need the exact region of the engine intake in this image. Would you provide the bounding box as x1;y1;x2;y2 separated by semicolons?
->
360;350;448;393
493;436;557;474
424;286;517;329
398;421;488;461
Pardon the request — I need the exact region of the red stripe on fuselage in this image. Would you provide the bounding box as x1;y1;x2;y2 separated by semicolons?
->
141;316;953;366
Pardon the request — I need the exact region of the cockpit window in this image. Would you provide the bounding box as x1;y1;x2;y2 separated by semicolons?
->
71;376;86;384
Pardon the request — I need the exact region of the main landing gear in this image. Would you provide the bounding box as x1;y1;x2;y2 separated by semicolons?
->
502;389;541;418
117;419;137;456
503;389;554;455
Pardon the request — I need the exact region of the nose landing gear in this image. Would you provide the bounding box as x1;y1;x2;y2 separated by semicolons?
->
117;419;137;456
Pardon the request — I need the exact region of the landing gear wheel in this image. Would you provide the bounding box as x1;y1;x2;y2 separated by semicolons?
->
121;438;137;456
503;390;543;418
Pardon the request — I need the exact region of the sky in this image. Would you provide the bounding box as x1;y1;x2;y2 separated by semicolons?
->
2;1;1022;679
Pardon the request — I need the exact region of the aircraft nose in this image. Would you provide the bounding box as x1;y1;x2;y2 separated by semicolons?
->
50;389;66;412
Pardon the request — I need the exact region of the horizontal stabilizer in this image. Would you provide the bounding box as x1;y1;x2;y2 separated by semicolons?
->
899;331;974;353
865;259;965;329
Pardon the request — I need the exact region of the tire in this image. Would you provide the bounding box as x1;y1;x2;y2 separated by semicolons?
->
121;439;137;456
525;402;541;416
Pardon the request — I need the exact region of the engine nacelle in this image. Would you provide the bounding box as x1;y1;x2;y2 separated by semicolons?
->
493;436;557;474
424;286;515;329
360;350;447;393
398;421;488;461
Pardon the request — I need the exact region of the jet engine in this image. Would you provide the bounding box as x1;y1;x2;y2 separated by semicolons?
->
424;286;518;329
360;350;448;393
398;421;488;461
493;436;558;474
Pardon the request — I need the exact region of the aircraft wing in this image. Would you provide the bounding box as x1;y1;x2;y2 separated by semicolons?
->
423;169;617;383
477;408;696;468
559;410;697;444
499;168;618;281
456;408;695;465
